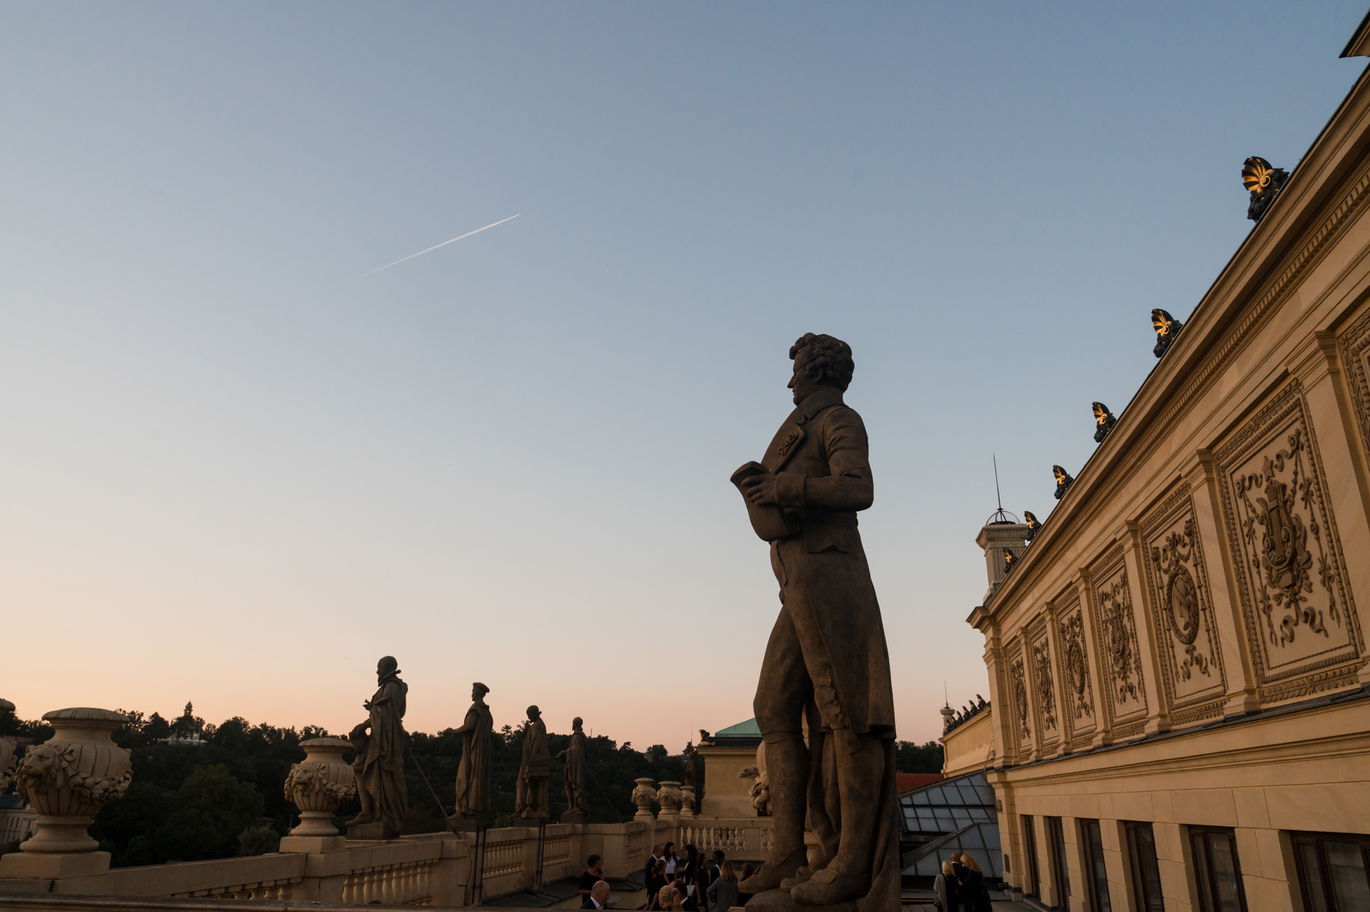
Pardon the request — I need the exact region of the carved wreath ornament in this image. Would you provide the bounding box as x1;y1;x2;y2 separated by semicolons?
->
1151;517;1211;680
1032;641;1057;732
1010;658;1029;738
283;761;356;803
15;744;132;805
1234;429;1340;646
1059;613;1093;718
1096;573;1142;705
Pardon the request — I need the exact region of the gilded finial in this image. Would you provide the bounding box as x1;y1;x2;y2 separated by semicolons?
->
1053;465;1074;500
1244;156;1289;223
1024;510;1042;541
1152;308;1184;358
1003;547;1018;573
1093;402;1117;443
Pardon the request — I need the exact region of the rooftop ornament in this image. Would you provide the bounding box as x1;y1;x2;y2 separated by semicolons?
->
1053;465;1074;500
1093;402;1118;443
1003;547;1019;573
1023;510;1042;541
1244;156;1289;222
1152;308;1184;358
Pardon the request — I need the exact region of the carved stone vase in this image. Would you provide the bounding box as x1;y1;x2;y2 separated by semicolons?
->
679;784;696;819
15;708;132;856
284;737;357;837
656;780;683;818
631;778;657;820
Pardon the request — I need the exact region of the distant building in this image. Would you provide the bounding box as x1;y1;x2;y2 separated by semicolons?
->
165;701;206;747
696;719;762;818
966;17;1370;911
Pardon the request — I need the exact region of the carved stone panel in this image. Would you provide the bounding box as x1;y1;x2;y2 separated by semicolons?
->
1339;305;1370;460
1028;629;1058;746
1140;483;1226;719
1217;382;1362;701
1089;549;1147;727
1007;643;1031;754
1053;594;1095;745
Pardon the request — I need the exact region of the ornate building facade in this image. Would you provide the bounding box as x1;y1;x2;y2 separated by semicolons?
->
968;20;1370;912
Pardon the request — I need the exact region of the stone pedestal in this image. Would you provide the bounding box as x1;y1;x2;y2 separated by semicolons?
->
280;835;346;853
448;813;487;832
0;707;131;880
746;888;856;912
344;821;388;841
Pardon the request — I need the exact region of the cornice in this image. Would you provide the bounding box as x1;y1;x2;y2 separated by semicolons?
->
980;67;1370;623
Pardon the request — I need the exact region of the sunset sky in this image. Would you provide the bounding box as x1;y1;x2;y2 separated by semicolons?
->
4;2;1367;752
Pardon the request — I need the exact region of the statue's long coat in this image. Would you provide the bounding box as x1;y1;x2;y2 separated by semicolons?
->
757;386;896;737
454;700;492;814
360;675;408;834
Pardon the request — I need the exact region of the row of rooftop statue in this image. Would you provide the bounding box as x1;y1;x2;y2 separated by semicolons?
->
349;662;586;840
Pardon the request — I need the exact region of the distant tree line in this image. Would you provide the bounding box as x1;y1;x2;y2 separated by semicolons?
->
0;705;942;867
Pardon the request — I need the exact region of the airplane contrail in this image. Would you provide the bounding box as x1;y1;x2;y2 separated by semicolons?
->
360;213;521;276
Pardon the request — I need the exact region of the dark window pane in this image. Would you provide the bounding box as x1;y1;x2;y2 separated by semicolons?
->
1326;841;1370;911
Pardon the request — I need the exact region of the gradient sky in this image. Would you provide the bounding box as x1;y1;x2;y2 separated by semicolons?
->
3;2;1367;752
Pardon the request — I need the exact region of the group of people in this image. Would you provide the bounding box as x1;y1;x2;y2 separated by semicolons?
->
931;852;991;912
640;842;749;911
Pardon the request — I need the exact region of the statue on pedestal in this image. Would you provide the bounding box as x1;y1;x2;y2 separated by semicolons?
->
514;705;550;822
557;716;588;822
731;333;898;910
346;656;408;840
451;682;492;826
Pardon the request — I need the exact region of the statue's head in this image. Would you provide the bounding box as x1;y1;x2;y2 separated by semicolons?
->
788;333;854;404
526;704;540;720
472;682;490;700
572;716;583;730
377;656;399;678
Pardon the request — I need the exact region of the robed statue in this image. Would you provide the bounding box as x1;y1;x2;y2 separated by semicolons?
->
731;333;898;910
514;704;550;822
451;682;492;824
557;716;588;823
347;656;408;839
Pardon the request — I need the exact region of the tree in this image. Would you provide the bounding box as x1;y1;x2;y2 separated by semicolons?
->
894;740;943;774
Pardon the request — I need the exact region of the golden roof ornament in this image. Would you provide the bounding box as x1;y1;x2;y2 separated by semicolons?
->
1003;548;1018;573
1093;402;1118;443
1024;510;1042;541
1052;465;1075;500
1152;308;1184;358
1244;156;1289;222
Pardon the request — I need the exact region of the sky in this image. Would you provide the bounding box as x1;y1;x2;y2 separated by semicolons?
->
3;2;1367;752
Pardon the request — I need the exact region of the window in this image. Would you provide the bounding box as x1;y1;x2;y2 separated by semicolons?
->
1079;818;1112;911
1292;831;1370;912
1124;821;1165;912
1189;826;1247;912
1023;815;1041;898
1046;816;1071;910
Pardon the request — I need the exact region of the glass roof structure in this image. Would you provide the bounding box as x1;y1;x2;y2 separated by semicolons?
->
899;771;1002;881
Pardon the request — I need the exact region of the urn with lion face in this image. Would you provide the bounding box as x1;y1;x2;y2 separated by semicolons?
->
284;737;357;837
15;708;132;854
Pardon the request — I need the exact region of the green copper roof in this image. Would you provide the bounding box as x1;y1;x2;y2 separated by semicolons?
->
714;718;761;738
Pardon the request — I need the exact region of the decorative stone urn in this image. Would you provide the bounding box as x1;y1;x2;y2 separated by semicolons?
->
284;737;356;837
631;778;657;820
679;785;696;819
656;780;683;819
0;708;131;877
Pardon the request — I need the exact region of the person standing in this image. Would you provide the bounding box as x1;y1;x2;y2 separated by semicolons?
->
733;333;898;907
932;860;958;912
707;861;740;912
579;855;605;904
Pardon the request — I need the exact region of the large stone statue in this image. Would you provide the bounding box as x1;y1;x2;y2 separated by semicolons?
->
346;656;408;840
451;682;492;825
557;716;588;823
514;705;550;822
731;333;898;910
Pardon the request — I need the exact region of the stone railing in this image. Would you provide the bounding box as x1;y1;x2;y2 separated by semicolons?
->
677;817;774;860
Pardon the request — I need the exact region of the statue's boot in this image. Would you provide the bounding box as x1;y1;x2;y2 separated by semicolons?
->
791;734;882;906
739;735;808;894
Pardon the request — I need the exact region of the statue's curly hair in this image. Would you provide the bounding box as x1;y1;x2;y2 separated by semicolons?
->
789;333;854;391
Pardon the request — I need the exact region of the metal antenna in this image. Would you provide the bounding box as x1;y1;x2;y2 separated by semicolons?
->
986;454;1018;525
994;453;1004;511
944;681;950;707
